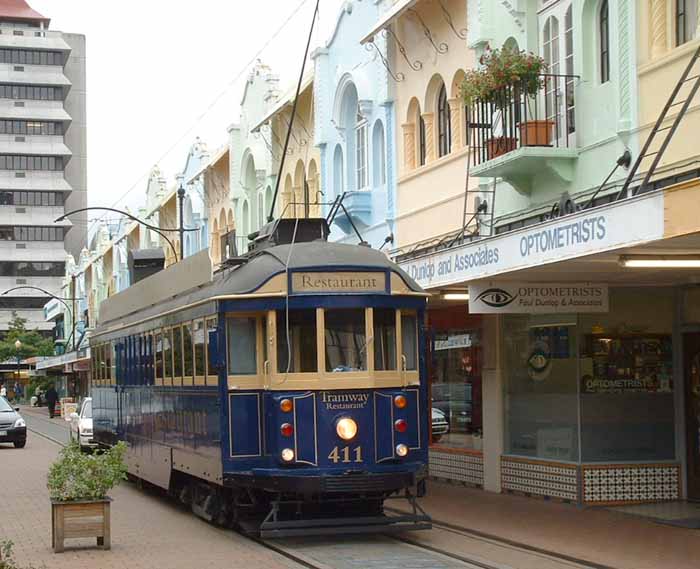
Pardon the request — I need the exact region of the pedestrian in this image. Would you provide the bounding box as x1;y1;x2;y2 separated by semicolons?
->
0;383;6;399
45;383;59;418
13;381;21;403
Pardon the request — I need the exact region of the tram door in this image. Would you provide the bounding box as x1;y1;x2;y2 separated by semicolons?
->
684;332;700;500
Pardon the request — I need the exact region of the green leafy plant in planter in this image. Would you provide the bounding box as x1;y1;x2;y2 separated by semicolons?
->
461;46;549;157
0;541;45;569
47;441;127;552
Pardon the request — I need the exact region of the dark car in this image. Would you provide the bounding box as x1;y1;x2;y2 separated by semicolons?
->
0;396;27;448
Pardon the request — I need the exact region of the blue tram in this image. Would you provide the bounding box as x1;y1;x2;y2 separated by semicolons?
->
90;219;431;536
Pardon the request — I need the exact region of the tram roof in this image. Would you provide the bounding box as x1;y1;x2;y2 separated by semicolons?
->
95;241;423;334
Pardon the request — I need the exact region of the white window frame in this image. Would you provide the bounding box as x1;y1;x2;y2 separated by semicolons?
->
355;108;369;190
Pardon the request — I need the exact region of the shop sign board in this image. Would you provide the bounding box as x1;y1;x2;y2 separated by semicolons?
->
434;333;473;351
469;282;609;313
399;192;664;289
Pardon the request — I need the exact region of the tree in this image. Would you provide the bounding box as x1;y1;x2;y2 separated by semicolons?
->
0;312;54;363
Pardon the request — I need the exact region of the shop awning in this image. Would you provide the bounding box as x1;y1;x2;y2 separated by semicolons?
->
398;178;700;290
35;349;90;371
360;0;419;45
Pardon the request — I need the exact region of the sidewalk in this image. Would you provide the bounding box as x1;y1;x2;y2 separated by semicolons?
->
0;430;300;569
399;480;700;569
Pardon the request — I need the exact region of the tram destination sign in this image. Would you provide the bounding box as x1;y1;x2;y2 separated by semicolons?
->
291;271;387;294
470;282;609;313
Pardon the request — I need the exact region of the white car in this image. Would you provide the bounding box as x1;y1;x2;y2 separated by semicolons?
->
69;398;97;451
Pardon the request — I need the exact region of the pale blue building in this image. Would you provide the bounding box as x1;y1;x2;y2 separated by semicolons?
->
313;0;396;249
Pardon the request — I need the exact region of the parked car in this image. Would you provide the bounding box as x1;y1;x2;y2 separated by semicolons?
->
431;407;449;443
69;397;96;452
0;396;26;448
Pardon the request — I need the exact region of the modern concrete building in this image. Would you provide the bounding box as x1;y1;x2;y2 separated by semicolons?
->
0;0;86;334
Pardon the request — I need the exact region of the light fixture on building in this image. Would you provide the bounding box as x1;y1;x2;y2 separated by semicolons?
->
441;292;470;301
619;255;700;268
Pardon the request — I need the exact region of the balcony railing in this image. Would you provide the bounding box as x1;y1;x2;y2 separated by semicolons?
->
468;73;578;167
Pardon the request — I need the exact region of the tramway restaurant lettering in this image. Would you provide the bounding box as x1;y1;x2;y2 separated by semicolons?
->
321;391;370;410
292;272;385;293
399;193;664;289
470;282;609;314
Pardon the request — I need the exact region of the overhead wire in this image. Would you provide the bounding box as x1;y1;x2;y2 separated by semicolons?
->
86;0;313;237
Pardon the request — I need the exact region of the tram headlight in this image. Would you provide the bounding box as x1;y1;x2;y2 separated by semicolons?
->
396;444;409;457
335;417;358;441
281;448;295;462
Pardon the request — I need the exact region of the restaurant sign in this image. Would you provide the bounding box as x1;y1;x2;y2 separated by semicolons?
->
469;282;609;313
291;271;386;294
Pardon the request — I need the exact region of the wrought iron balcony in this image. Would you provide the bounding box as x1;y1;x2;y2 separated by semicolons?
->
468;74;579;195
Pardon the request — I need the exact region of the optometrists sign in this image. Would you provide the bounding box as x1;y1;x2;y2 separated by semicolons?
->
469;282;609;313
399;192;664;289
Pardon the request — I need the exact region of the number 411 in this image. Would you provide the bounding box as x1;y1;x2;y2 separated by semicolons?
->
328;446;362;463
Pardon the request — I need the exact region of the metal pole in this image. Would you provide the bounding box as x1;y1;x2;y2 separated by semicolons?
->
177;184;186;261
71;275;77;352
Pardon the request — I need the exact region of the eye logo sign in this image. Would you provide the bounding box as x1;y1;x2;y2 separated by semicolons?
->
474;288;517;308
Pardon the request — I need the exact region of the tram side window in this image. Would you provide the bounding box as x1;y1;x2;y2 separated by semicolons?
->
154;331;163;383
193;320;205;384
374;308;398;371
91;348;97;384
110;343;117;383
227;317;257;375
206;317;218;383
100;344;108;382
276;310;317;373
173;326;183;385
105;342;112;384
325;309;367;372
401;313;418;371
183;323;194;384
163;329;173;385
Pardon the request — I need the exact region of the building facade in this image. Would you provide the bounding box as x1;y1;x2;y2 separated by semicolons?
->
0;0;86;334
314;0;396;249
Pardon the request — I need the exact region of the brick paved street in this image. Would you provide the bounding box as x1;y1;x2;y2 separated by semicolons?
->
0;428;302;569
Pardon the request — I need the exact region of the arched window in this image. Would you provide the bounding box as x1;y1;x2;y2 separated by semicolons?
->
599;0;610;83
333;144;344;197
419;116;426;166
355;105;368;190
372;121;386;186
676;1;699;46
437;84;451;157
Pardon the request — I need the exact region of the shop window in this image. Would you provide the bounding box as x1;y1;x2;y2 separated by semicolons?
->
401;313;418;371
277;310;317;373
578;289;676;462
504;316;580;461
227;317;257;375
325;309;367;372
431;327;482;449
374;308;397;371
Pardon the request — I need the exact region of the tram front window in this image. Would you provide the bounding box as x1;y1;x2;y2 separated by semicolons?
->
227;317;257;375
374;308;397;371
277;310;317;373
325;309;367;372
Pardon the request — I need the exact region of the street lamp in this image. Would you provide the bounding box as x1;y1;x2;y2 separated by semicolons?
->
14;339;21;392
55;206;199;264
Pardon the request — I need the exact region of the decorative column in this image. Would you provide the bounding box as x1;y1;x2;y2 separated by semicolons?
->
402;122;416;171
422;112;436;163
650;0;668;59
448;98;463;149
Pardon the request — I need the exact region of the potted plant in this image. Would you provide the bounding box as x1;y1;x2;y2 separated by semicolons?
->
461;46;549;158
47;441;127;553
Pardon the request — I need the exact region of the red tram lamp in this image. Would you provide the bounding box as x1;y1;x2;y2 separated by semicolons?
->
394;419;408;433
394;395;407;409
280;423;294;437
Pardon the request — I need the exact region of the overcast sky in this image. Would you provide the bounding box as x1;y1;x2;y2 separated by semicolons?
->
29;0;345;227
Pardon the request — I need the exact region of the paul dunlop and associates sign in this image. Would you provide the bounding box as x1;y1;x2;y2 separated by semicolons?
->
469;282;609;314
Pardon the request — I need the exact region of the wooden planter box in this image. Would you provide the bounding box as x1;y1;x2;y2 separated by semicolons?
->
519;119;554;146
51;498;111;553
485;136;517;159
